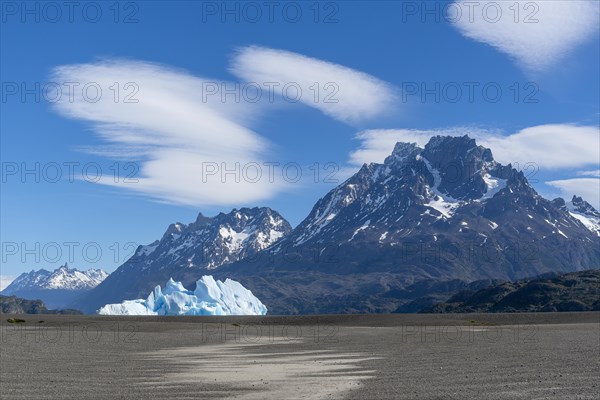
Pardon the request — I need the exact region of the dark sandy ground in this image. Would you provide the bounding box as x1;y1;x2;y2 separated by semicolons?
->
0;313;598;399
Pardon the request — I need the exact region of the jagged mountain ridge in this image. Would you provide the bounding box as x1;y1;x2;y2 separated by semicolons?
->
75;207;292;313
552;195;600;236
214;135;600;314
1;264;108;309
3;264;108;292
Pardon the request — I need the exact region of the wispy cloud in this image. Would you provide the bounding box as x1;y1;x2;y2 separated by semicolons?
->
51;60;290;207
349;124;600;169
0;275;14;291
547;178;600;208
230;46;396;124
451;0;600;71
577;170;600;177
478;125;600;169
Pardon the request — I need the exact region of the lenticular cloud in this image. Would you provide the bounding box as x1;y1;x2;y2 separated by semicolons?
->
97;276;267;316
50;59;287;207
230;46;396;124
451;0;600;71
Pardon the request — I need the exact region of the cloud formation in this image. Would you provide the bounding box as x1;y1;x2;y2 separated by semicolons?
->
451;0;600;71
349;125;600;169
547;178;600;209
0;275;14;291
51;60;289;207
577;170;600;178
230;46;396;124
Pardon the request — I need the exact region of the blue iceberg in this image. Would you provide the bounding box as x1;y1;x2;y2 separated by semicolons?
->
97;276;267;316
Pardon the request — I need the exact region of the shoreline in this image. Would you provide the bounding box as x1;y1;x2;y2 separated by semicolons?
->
2;311;598;326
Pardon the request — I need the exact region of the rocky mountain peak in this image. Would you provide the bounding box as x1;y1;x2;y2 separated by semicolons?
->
551;197;567;210
563;195;600;236
192;212;211;227
423;135;493;162
419;135;499;201
76;206;292;312
571;195;600;217
161;222;186;241
385;142;422;165
149;207;292;263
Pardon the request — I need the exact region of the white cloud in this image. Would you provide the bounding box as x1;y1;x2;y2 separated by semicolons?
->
479;125;599;169
51;60;291;207
547;178;600;209
451;0;600;71
0;275;15;291
349;124;599;169
577;170;600;177
230;46;396;124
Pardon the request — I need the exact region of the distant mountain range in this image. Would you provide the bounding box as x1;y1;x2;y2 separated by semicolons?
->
423;269;600;313
1;264;108;309
68;135;599;314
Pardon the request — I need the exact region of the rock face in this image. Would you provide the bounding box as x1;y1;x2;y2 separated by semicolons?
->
1;265;108;309
0;295;82;315
214;136;600;314
75;207;291;313
423;269;600;313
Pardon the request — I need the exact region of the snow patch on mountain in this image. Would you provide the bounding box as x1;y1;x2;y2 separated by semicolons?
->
97;276;267;316
379;231;388;242
422;158;460;218
219;226;251;252
138;241;159;256
481;174;507;200
349;220;370;241
569;212;600;236
427;195;460;219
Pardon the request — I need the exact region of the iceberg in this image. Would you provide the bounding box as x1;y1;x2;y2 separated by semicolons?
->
97;276;267;316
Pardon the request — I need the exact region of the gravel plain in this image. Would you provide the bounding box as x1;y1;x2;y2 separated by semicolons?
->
0;313;598;399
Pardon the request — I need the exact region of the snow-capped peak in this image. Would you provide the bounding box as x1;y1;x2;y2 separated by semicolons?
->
566;195;600;236
126;207;291;271
288;136;520;245
2;264;109;293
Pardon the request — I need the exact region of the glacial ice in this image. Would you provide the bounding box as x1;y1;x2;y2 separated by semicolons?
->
97;276;267;316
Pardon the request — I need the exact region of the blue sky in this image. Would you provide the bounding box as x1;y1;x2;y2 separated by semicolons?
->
1;1;599;281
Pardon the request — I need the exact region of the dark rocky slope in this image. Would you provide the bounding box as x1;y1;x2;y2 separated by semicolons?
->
0;295;82;315
423;269;600;313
